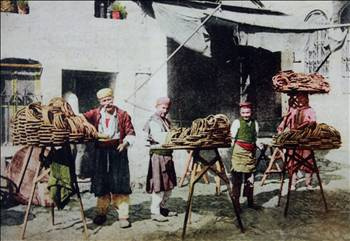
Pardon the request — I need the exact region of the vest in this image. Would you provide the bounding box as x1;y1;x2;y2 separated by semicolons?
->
143;113;173;156
236;117;257;143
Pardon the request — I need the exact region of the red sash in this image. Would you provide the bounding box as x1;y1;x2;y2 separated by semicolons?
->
235;140;255;152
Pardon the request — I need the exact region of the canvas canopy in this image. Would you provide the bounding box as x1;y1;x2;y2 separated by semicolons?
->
151;1;350;54
126;0;349;103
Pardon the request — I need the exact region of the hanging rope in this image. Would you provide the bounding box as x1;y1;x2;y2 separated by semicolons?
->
124;3;223;110
315;28;349;73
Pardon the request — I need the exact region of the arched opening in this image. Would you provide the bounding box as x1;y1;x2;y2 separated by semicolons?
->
304;10;330;76
340;2;350;24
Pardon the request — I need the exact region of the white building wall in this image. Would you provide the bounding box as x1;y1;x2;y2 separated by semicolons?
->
1;1;170;182
269;1;349;160
1;1;348;181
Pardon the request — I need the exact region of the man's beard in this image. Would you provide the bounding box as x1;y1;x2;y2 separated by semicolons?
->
105;105;114;114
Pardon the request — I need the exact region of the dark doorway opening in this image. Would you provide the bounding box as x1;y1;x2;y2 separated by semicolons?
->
167;38;281;136
62;70;117;113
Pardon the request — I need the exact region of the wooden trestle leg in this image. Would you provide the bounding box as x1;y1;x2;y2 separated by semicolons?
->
209;151;244;233
281;149;328;216
277;167;286;207
20;161;43;240
17;145;34;190
182;149;244;240
20;144;89;240
312;153;328;212
182;164;211;240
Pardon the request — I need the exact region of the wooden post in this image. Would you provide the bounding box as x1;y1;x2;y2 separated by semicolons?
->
16;145;34;190
20;162;43;239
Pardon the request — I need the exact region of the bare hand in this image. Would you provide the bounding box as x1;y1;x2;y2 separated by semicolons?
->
117;142;129;152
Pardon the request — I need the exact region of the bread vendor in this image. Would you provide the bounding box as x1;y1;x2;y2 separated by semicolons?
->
83;87;135;228
143;97;177;222
277;92;316;190
230;102;259;211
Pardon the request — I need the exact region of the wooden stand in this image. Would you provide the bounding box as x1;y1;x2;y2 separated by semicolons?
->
277;147;328;217
160;145;243;240
182;148;243;239
260;147;284;186
18;144;89;240
178;150;224;195
179;151;209;187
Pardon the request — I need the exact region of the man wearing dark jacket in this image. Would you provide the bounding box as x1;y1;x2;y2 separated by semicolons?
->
84;88;135;228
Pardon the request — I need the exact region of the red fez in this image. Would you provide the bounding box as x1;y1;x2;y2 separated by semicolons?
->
156;97;171;107
239;101;252;109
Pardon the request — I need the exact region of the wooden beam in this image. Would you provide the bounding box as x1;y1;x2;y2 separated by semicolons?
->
0;63;42;69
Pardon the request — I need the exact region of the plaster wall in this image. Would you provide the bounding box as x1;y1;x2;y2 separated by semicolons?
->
0;1;171;182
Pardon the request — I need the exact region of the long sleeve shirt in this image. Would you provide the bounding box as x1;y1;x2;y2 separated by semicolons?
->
84;105;136;146
143;113;171;147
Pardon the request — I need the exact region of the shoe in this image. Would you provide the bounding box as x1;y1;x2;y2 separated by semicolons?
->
119;219;131;228
167;211;178;217
93;215;107;225
290;185;296;191
160;208;177;217
306;185;313;190
160;207;169;217
151;214;168;222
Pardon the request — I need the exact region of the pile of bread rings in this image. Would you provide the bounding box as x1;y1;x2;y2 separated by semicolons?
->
273;122;341;149
11;98;97;146
163;114;231;148
272;70;330;93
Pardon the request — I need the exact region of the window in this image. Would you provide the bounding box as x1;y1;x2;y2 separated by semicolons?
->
0;0;29;15
0;58;42;144
304;10;329;76
94;0;127;20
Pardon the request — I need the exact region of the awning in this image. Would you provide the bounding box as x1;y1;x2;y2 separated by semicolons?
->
151;1;350;54
207;9;350;33
126;1;349;104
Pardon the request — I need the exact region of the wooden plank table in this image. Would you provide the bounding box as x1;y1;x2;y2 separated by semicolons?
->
154;144;244;240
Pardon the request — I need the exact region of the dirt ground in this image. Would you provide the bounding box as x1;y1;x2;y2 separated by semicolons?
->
1;153;350;241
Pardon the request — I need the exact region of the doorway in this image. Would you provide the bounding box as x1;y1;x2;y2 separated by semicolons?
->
62;69;117;113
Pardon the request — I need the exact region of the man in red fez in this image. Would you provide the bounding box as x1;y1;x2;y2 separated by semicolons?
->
230;101;259;211
143;97;177;222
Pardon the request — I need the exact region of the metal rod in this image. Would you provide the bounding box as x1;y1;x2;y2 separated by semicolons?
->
125;3;222;103
315;28;349;73
315;51;331;73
